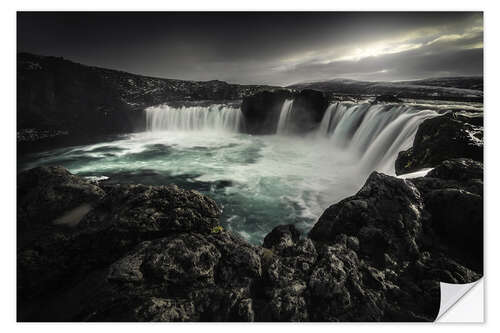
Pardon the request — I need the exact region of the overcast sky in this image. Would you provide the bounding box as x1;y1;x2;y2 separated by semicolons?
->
17;12;483;86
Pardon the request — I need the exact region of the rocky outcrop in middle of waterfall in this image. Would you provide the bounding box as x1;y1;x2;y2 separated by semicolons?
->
17;161;482;322
240;89;293;134
286;90;330;133
395;111;483;174
240;89;329;134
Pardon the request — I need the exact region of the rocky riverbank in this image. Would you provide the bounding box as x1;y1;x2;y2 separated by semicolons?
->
396;110;483;174
17;84;484;321
17;154;483;321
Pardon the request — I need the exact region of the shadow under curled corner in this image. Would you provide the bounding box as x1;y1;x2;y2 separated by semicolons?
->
436;278;484;322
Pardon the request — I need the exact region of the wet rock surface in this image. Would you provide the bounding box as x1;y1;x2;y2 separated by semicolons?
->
17;166;105;247
395;111;483;174
240;89;328;134
17;160;482;322
240;89;293;134
17;167;222;315
287;89;329;133
308;161;482;321
410;159;483;272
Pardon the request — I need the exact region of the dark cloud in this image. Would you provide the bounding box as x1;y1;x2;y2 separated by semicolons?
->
17;12;483;85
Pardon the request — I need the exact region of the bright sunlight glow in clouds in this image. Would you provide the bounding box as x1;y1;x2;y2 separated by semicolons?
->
17;12;483;85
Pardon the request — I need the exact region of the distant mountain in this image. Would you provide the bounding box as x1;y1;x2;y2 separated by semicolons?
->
17;53;277;137
288;77;483;101
397;76;483;91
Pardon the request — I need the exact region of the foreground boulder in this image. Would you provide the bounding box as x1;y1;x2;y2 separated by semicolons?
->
17;163;482;321
17;166;105;246
17;167;222;312
309;172;424;263
410;158;483;272
395;111;483;174
308;159;482;320
263;224;301;250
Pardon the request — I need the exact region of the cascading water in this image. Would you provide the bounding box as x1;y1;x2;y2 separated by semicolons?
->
317;102;437;173
146;101;436;174
146;104;244;132
22;99;445;244
276;99;294;134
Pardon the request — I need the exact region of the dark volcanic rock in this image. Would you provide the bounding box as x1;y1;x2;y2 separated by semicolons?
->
18;53;144;138
240;89;328;134
258;228;317;321
17;167;222;313
424;189;482;268
395;112;483;174
410;159;483;200
263;224;301;250
373;94;403;103
18;166;104;224
27;232;262;322
17;53;275;141
410;158;483;272
17;128;69;143
287;89;329;133
310;172;424;264
426;158;483;181
240;90;293;134
308;164;482;320
17;166;105;244
17;164;482;322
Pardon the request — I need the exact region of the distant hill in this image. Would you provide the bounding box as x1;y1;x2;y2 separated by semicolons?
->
396;76;483;91
288;77;483;101
17;53;277;137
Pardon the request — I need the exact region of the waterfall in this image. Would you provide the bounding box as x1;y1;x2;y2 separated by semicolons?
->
318;102;438;173
145;100;437;174
318;102;337;134
276;99;294;134
145;104;243;132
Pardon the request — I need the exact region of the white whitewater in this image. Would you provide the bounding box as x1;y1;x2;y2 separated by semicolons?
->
22;99;446;243
145;100;437;174
317;102;437;173
146;104;243;132
276;99;294;134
